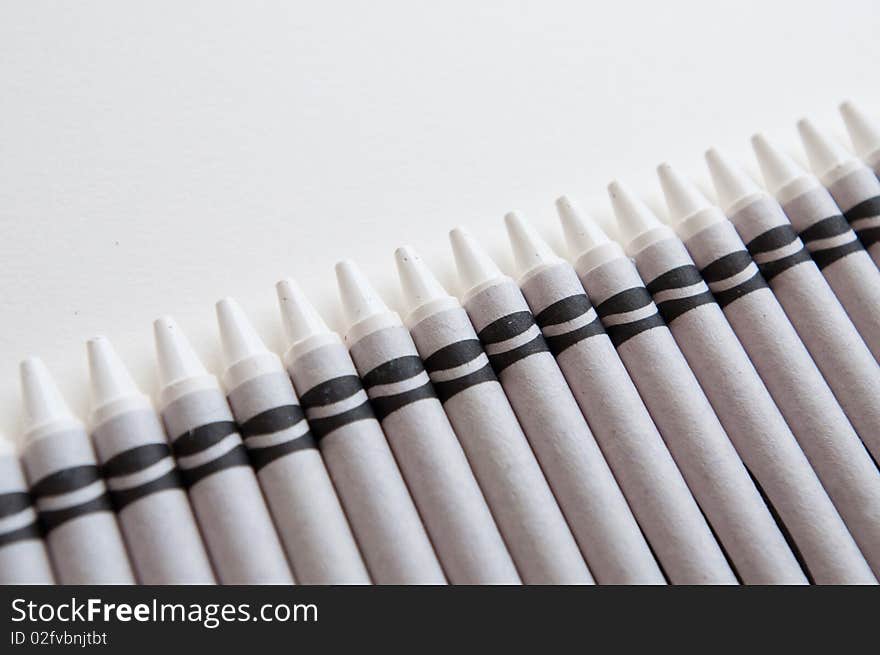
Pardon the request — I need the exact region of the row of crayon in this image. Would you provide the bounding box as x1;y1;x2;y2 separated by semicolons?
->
2;101;880;585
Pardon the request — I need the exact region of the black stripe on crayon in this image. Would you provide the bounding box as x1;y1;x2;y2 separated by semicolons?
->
109;469;184;511
645;265;716;323
595;287;654;318
370;383;437;422
700;251;753;283
595;287;664;346
485;334;549;373
0;521;43;547
754;249;812;280
798;215;864;268
432;362;497;403
655;292;716;323
300;376;377;439
0;491;33;518
798;214;852;242
747;224;799;252
711;272;769;308
604;314;665;347
307;401;375;440
856;227;880;249
247;434;318;471
300;375;363;409
238;405;306;438
699;251;770;307
423;340;484;373
39;493;115;532
100;443;185;508
362;356;425;388
543;320;605;356
478;311;536;344
30;465;102;498
534;295;594;327
177;444;250;487
843;196;880;221
534;295;606;355
810;239;865;269
362;355;437;418
172;421;238;457
745;225;812;280
534;294;605;354
644;265;705;294
101;443;172;478
478;312;551;372
424;340;497;401
844;195;880;247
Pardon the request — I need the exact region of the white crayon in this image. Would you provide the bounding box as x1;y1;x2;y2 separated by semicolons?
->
19;357;135;584
396;245;583;584
827;101;880;265
697;147;880;578
87;337;216;584
504;212;733;584
643;167;872;584
560;195;798;584
743;124;880;362
840;100;880;173
277;280;444;584
337;260;519;584
154;317;294;584
216;298;370;584
726;136;880;463
450;227;650;585
0;433;55;584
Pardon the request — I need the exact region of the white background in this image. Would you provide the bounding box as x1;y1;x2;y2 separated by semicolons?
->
1;0;878;436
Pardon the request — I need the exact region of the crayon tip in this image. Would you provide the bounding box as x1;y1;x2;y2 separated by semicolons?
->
395;246;450;315
276;279;330;346
705;147;763;214
87;336;142;409
504;211;562;277
153;316;209;387
797;117;852;179
657;163;711;223
449;227;503;293
555;195;610;257
840;100;880;162
20;356;78;437
607;180;662;242
216;297;269;367
335;260;390;329
751;133;804;196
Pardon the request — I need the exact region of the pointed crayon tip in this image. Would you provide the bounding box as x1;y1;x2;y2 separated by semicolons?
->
797;117;853;179
840;100;880;163
504;211;561;278
335;260;390;330
657;162;711;223
607;180;663;243
216;297;269;368
153;316;209;388
555;195;610;258
751;132;805;196
449;227;504;295
705;147;763;214
276;279;331;347
394;245;450;316
20;356;78;437
87;336;142;409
